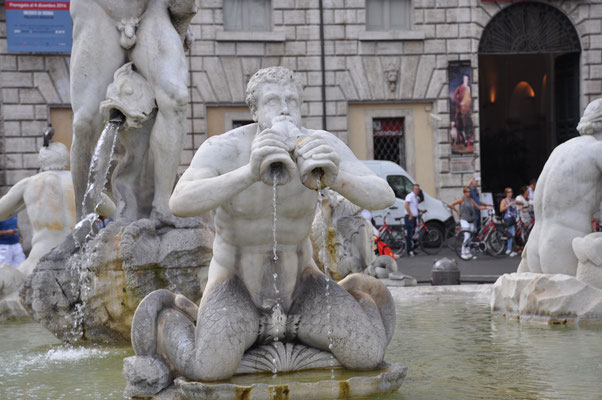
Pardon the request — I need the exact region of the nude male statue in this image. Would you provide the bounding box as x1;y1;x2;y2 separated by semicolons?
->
131;67;397;381
0;143;76;277
69;0;195;220
518;98;602;276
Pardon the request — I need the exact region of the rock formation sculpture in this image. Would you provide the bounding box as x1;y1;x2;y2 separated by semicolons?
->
311;188;397;280
124;67;398;396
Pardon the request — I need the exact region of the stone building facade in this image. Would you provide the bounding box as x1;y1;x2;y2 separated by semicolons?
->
1;0;601;205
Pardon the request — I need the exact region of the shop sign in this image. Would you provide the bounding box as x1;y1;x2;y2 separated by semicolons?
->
450;156;476;174
6;1;72;53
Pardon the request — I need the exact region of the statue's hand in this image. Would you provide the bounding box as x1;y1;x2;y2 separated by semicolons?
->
250;130;295;184
294;135;340;190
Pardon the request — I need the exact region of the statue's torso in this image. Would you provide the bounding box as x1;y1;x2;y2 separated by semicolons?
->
23;171;76;247
536;136;602;229
75;0;150;21
207;125;321;312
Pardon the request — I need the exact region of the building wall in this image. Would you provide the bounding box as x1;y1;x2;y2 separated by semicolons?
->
1;0;601;205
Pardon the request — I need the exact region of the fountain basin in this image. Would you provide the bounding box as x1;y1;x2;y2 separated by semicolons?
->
3;286;602;399
165;364;407;400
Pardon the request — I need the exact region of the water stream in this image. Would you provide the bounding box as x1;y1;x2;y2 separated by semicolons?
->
315;177;336;380
70;118;121;341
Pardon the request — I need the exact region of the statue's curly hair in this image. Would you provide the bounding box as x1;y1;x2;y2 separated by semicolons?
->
39;142;69;171
577;98;602;136
245;67;304;118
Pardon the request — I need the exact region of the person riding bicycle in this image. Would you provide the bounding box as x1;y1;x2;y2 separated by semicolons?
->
500;187;519;257
450;186;491;260
404;184;422;256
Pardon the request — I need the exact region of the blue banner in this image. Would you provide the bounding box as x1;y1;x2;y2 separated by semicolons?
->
6;1;72;53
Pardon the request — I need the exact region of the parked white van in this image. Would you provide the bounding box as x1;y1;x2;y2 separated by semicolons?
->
362;160;455;236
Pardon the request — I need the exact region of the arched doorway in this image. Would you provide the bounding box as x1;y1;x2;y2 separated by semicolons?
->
478;2;581;195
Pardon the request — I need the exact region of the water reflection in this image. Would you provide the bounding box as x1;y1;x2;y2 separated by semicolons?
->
1;296;601;399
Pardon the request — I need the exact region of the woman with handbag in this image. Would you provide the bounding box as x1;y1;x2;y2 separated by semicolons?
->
500;187;518;257
450;186;490;260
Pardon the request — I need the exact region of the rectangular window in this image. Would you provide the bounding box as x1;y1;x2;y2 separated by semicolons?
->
373;117;405;168
224;0;271;31
366;0;411;31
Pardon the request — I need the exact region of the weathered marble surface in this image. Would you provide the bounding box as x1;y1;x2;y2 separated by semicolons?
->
20;218;213;342
70;0;197;220
0;143;76;277
124;361;407;400
0;264;27;319
491;272;602;324
506;98;602;322
311;189;397;280
518;98;602;276
126;67;397;393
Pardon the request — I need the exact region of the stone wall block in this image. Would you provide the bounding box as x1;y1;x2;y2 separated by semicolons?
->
2;88;18;103
5;137;37;153
376;41;403;55
241;58;262;80
296;25;320;40
436;24;459;38
284;9;306;25
426;69;446;99
336;71;359;101
400;55;420;99
17;55;44;71
298;56;322;71
32;72;61;105
3;104;34;120
335;40;358;55
46;56;70;103
191;72;217;103
425;9;445;24
447;39;471;54
1;55;17;71
22;153;40;169
3;121;19;136
324;24;345;40
19;88;45;104
347;56;372;100
446;8;471;23
413;55;435;99
363;57;385;99
204;58;232;102
221;57;244;102
2;72;32;88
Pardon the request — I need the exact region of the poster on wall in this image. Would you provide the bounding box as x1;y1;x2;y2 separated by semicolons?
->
448;60;475;154
6;1;72;53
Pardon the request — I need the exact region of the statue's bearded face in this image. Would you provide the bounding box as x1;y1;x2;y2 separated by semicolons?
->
254;83;302;131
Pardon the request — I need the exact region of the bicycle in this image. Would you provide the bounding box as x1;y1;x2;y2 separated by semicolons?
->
374;209;405;255
453;213;507;260
374;211;443;256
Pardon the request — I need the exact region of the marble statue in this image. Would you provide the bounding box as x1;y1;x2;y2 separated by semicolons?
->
126;67;397;391
311;189;397;280
518;98;602;276
69;0;196;221
0;143;77;277
492;98;602;323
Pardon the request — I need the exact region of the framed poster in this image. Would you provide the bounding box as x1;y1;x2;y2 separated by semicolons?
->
6;1;72;53
448;60;475;154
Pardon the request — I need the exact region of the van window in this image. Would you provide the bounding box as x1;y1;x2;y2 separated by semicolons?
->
386;175;414;199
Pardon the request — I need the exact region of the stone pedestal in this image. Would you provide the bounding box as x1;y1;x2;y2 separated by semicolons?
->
20;218;214;342
490;272;602;324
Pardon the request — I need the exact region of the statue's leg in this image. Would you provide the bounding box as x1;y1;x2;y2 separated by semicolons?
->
130;3;188;219
538;222;584;276
290;268;394;370
134;277;260;381
70;0;126;219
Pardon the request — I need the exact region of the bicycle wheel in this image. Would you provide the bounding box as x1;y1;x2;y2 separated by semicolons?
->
454;230;476;259
419;228;443;255
444;223;458;249
486;230;507;256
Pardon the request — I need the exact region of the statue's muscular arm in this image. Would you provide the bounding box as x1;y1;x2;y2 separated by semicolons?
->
169;128;292;217
0;178;29;220
301;131;395;210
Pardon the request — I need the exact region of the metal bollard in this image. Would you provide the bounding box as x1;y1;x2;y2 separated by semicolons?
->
431;257;460;285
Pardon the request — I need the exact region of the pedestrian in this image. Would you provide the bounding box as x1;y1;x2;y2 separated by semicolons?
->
469;176;491;232
450;186;490;260
500;187;519;257
404;184;421;256
515;186;533;227
0;216;26;267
